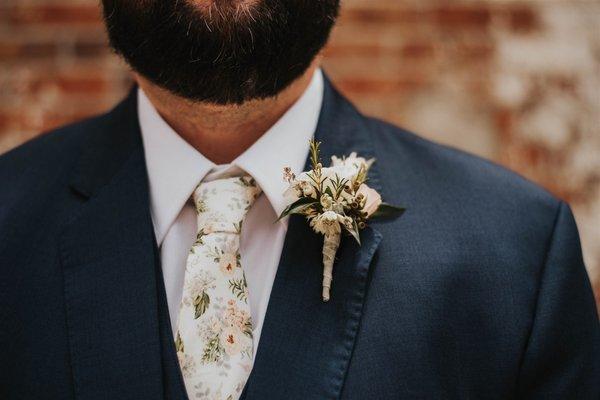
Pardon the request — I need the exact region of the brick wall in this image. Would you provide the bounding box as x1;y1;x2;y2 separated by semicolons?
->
1;0;599;303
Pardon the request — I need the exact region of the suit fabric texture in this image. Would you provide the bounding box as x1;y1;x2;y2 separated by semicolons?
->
0;77;598;400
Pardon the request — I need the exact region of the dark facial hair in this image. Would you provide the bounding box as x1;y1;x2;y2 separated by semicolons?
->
101;0;340;104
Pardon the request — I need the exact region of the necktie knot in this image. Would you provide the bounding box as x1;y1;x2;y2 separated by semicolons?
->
192;175;261;234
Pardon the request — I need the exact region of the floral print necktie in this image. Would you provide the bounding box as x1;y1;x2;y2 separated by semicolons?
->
175;175;261;400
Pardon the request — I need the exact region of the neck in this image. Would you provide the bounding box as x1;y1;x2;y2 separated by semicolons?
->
135;63;319;164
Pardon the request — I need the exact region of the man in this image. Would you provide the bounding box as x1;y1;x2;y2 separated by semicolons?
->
0;0;598;399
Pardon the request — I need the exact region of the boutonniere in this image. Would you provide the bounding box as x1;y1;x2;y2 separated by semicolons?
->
280;140;405;302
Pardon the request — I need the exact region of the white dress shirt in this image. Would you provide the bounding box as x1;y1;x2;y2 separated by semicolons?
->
138;69;324;350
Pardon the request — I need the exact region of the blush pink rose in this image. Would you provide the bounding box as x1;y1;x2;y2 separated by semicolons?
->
357;184;382;217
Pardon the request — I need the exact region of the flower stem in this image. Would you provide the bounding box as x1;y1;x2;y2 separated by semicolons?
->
322;232;341;302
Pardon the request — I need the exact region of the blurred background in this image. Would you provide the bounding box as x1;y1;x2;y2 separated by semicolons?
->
0;0;598;304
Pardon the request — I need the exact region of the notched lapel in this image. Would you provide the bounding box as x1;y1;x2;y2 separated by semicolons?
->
60;91;164;400
245;216;382;400
244;76;384;400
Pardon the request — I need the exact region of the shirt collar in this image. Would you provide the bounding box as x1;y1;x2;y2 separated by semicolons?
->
139;69;324;244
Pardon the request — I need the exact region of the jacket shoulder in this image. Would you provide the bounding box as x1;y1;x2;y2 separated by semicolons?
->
0;113;112;214
367;116;560;215
0;113;109;174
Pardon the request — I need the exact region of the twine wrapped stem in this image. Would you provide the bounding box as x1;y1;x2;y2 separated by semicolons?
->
321;232;341;302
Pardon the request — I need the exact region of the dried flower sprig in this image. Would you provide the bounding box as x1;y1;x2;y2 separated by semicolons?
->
280;140;404;301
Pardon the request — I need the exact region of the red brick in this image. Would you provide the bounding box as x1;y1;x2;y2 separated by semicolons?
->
0;41;58;60
324;42;435;60
433;6;491;28
74;39;111;58
337;77;428;95
506;7;540;32
456;42;495;61
323;44;384;58
0;112;9;130
0;42;19;59
5;4;102;26
342;6;491;29
55;76;107;93
402;42;435;59
342;8;423;24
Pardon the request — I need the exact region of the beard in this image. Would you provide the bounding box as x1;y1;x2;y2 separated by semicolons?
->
101;0;340;105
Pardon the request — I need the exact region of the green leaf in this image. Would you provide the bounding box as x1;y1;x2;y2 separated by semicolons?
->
175;332;184;353
347;220;361;245
234;221;243;234
324;185;334;199
228;278;248;302
242;320;253;338
194;229;205;246
371;203;406;220
193;290;210;319
309;139;321;170
334;178;348;199
277;197;318;220
355;164;368;186
201;335;223;363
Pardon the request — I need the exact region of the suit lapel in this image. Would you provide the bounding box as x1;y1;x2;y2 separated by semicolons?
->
244;77;383;399
60;90;165;400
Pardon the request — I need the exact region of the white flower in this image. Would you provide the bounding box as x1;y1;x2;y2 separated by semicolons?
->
282;158;368;204
177;352;196;379
283;185;300;202
321;165;358;184
331;152;374;171
357;184;382;217
197;316;223;342
321;161;372;203
223;299;251;331
184;271;216;299
208;316;222;335
283;171;318;202
299;180;316;198
219;253;237;276
220;326;243;356
320;193;333;210
283;166;295;182
310;211;346;236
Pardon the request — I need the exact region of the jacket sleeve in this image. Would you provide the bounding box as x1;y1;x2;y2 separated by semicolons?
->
517;201;600;399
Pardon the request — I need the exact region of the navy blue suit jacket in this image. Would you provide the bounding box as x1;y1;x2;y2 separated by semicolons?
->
1;78;599;399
